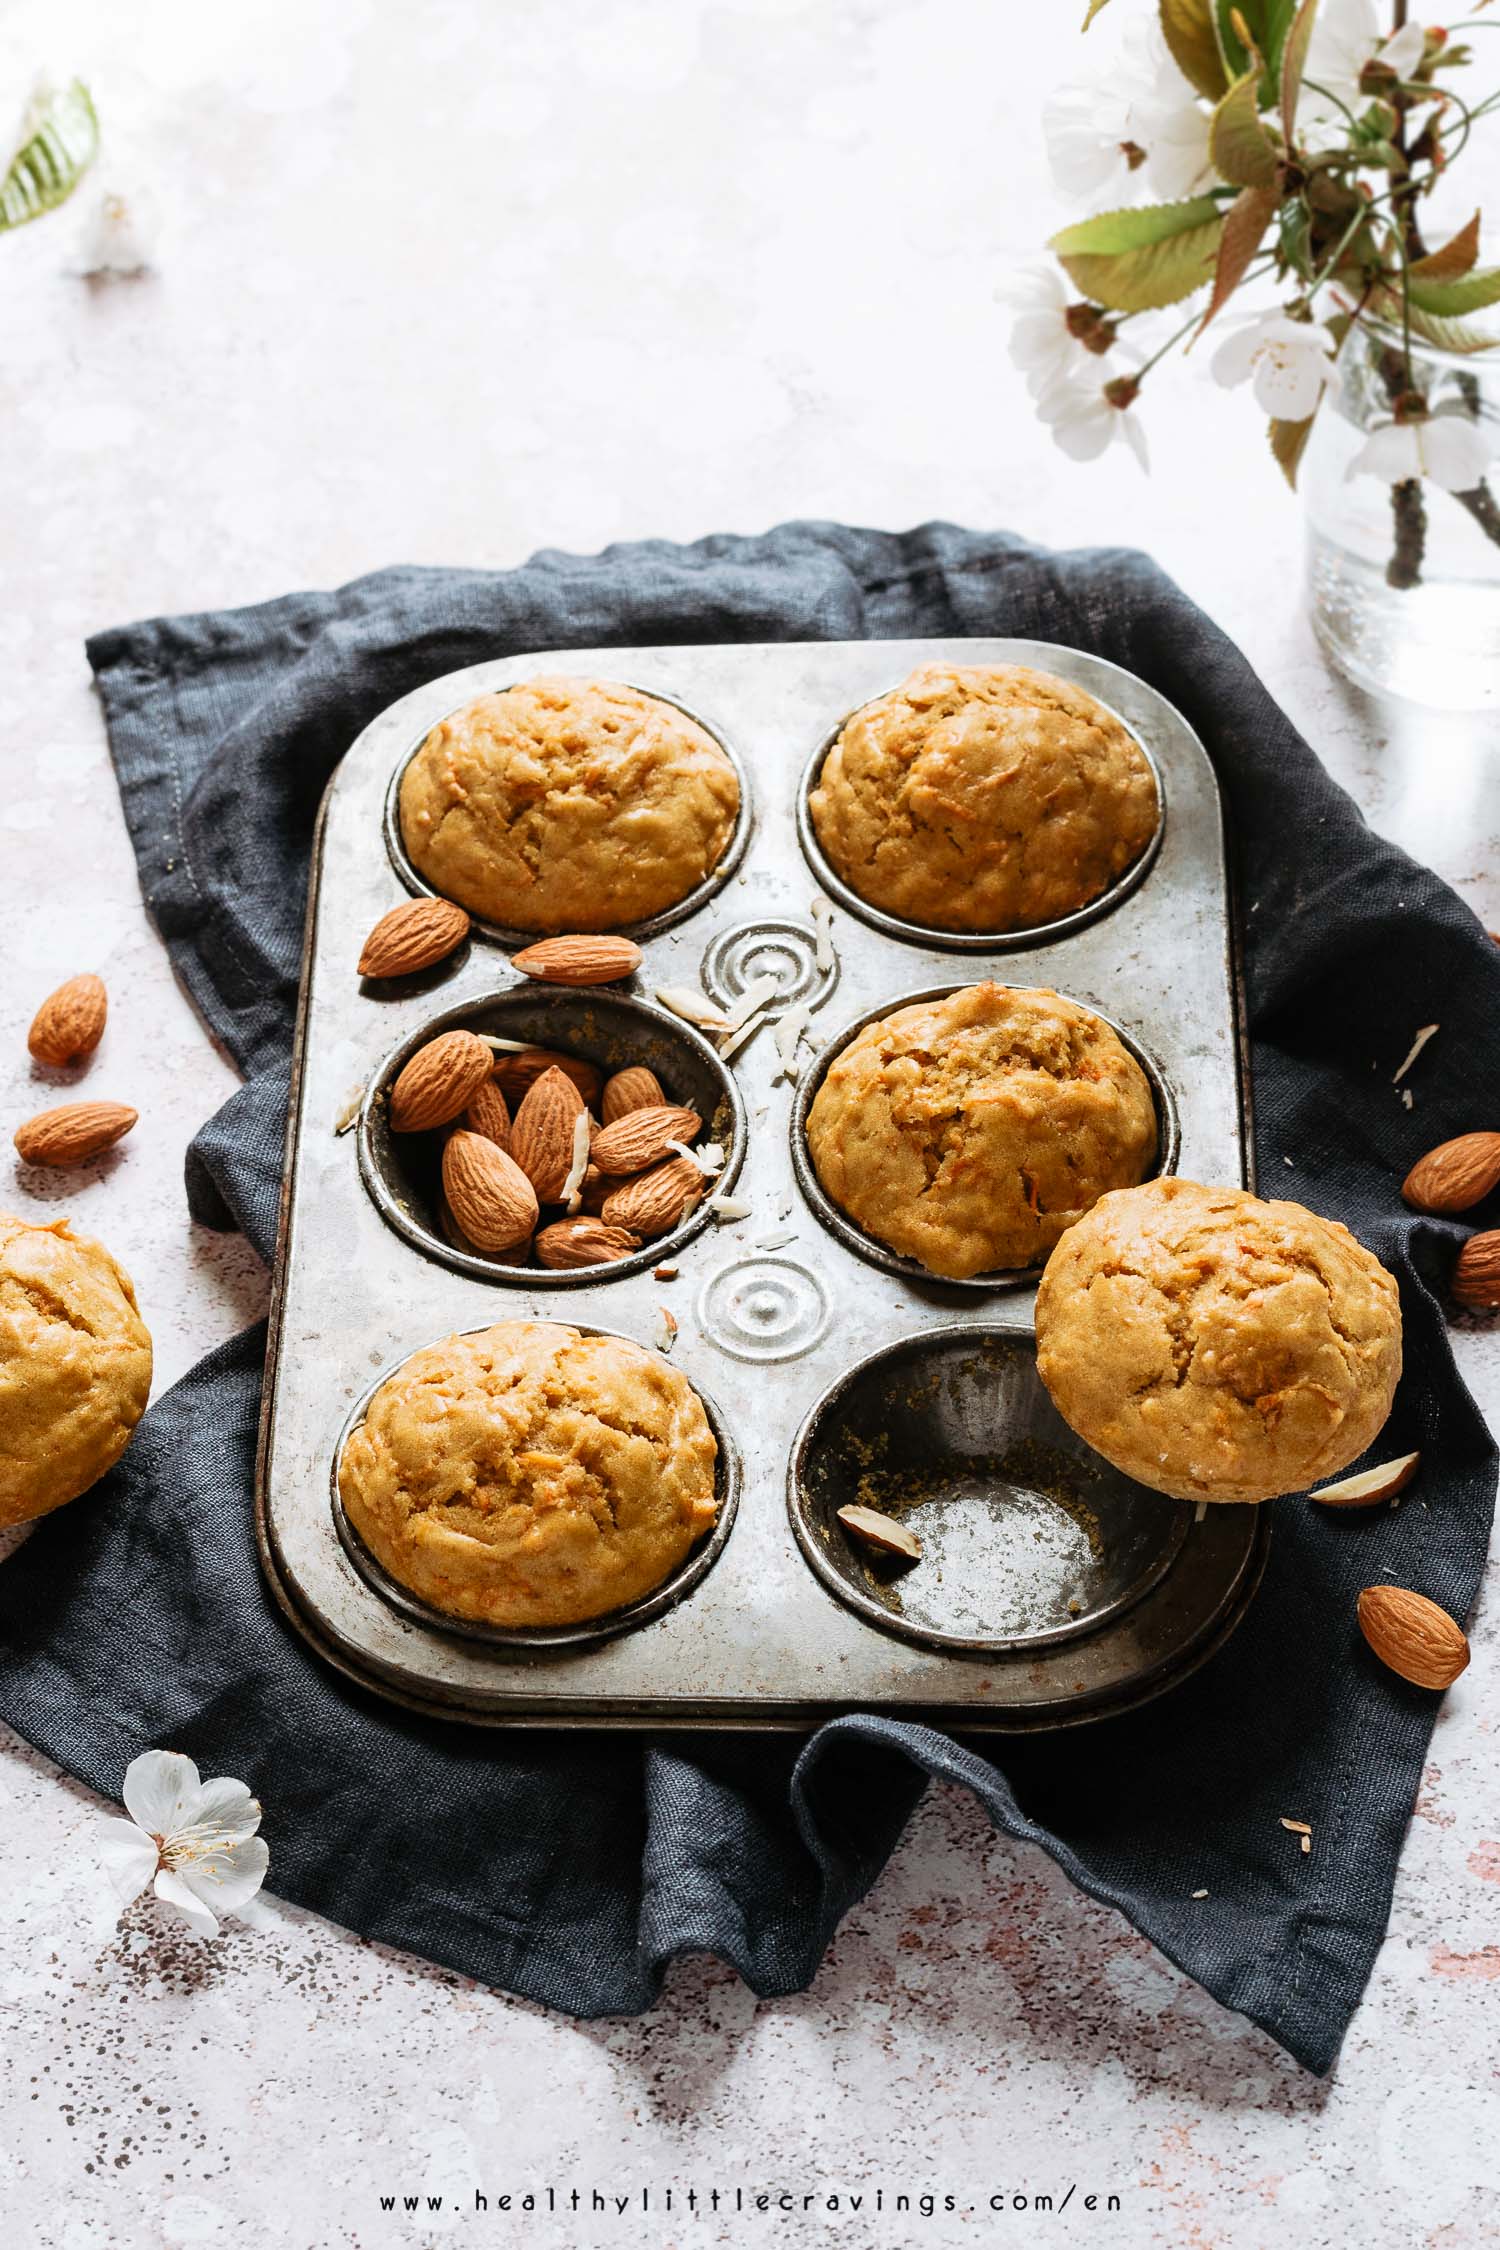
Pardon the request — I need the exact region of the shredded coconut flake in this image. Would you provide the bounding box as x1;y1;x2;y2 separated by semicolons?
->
721;974;782;1034
1392;1023;1439;1084
667;1137;725;1177
810;895;835;973
706;1194;753;1223
560;1110;593;1214
773;1002;813;1082
477;1034;529;1054
655;984;731;1031
333;1084;366;1136
718;1006;771;1061
752;1228;796;1252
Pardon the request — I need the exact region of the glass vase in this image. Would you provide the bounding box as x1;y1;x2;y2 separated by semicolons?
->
1303;325;1500;711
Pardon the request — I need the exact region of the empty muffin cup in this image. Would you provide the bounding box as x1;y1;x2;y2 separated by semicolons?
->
788;1325;1192;1657
358;987;746;1284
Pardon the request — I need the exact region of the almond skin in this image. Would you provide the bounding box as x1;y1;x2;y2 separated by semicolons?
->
27;974;108;1067
492;1047;603;1110
388;1031;494;1134
1452;1230;1500;1311
837;1504;922;1561
442;1130;538;1252
1403;1131;1500;1215
590;1104;702;1177
534;1218;643;1269
14;1100;136;1167
601;1066;666;1124
1310;1452;1421;1508
465;1078;513;1152
599;1155;706;1237
1357;1584;1470;1690
358;897;470;978
510;1066;585;1201
510;935;643;986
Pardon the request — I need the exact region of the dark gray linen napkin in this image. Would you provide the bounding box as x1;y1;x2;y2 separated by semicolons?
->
0;523;1493;2075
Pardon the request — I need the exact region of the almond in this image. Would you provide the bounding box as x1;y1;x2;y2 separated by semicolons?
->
510;1067;585;1201
599;1155;706;1238
534;1218;643;1269
601;1065;665;1124
465;1078;513;1153
1357;1584;1470;1690
837;1504;922;1562
442;1131;538;1252
388;1030;494;1134
1403;1131;1500;1214
511;934;643;986
27;974;107;1067
590;1104;702;1177
578;1163;610;1215
358;897;469;978
1311;1452;1421;1508
14;1100;136;1168
492;1046;602;1110
1452;1229;1500;1311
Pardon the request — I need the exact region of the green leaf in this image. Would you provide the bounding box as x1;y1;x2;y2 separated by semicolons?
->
1216;0;1298;96
1160;0;1229;100
1410;214;1481;284
0;80;98;233
1371;284;1500;355
1269;409;1317;488
1196;181;1278;334
1279;0;1320;138
1211;68;1280;185
1050;198;1225;312
1406;266;1500;317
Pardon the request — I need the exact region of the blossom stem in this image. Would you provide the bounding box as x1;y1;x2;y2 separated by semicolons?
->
1387;478;1426;588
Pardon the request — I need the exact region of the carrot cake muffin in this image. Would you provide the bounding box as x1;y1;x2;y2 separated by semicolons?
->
337;1321;718;1626
804;982;1157;1280
808;661;1159;933
0;1212;152;1525
398;677;740;931
1035;1178;1402;1504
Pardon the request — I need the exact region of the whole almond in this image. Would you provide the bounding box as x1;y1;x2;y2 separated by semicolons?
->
358;897;470;978
600;1155;706;1237
1403;1131;1500;1215
14;1100;136;1168
1452;1230;1500;1311
510;1067;585;1201
442;1131;538;1252
27;974;108;1067
388;1030;494;1133
591;1104;702;1177
1357;1584;1470;1690
578;1163;610;1215
601;1065;666;1124
465;1078;513;1152
534;1218;643;1269
511;934;643;986
492;1047;603;1109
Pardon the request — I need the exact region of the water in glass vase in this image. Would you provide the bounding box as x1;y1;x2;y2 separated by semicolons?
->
1303;328;1500;712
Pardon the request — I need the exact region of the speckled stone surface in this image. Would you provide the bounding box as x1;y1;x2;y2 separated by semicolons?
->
1;3;1497;2242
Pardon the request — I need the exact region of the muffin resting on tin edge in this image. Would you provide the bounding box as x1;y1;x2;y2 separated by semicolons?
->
804;982;1158;1281
398;676;740;932
808;661;1159;934
1034;1179;1402;1505
337;1321;719;1627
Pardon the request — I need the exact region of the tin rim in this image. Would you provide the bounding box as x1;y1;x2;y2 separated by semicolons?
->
330;1319;741;1653
789;982;1181;1294
795;671;1166;954
382;677;754;946
786;1322;1197;1659
356;986;748;1286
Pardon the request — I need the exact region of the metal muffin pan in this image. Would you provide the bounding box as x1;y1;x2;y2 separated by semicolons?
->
331;1322;742;1653
789;982;1181;1293
381;679;755;949
256;637;1258;1730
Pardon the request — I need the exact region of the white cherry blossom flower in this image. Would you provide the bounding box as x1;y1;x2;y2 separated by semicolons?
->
1044;23;1211;203
999;265;1115;398
1301;0;1428;147
1346;411;1493;491
99;1750;269;1939
1036;371;1150;470
1212;312;1338;419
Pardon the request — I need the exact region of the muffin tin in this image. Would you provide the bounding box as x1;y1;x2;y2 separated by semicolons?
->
256;638;1265;1730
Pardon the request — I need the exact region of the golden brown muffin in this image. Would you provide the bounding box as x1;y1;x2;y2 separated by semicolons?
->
0;1212;152;1526
398;677;740;932
338;1321;719;1626
808;661;1159;933
804;983;1157;1280
1035;1178;1402;1504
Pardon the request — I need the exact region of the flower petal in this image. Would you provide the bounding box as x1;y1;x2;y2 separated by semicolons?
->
123;1750;201;1837
179;1775;261;1842
1211;325;1263;389
1119;412;1150;473
1378;22;1426;77
1251;352;1328;420
1347;421;1420;483
99;1819;159;1906
154;1866;220;1938
178;1836;270;1918
1420;416;1492;493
